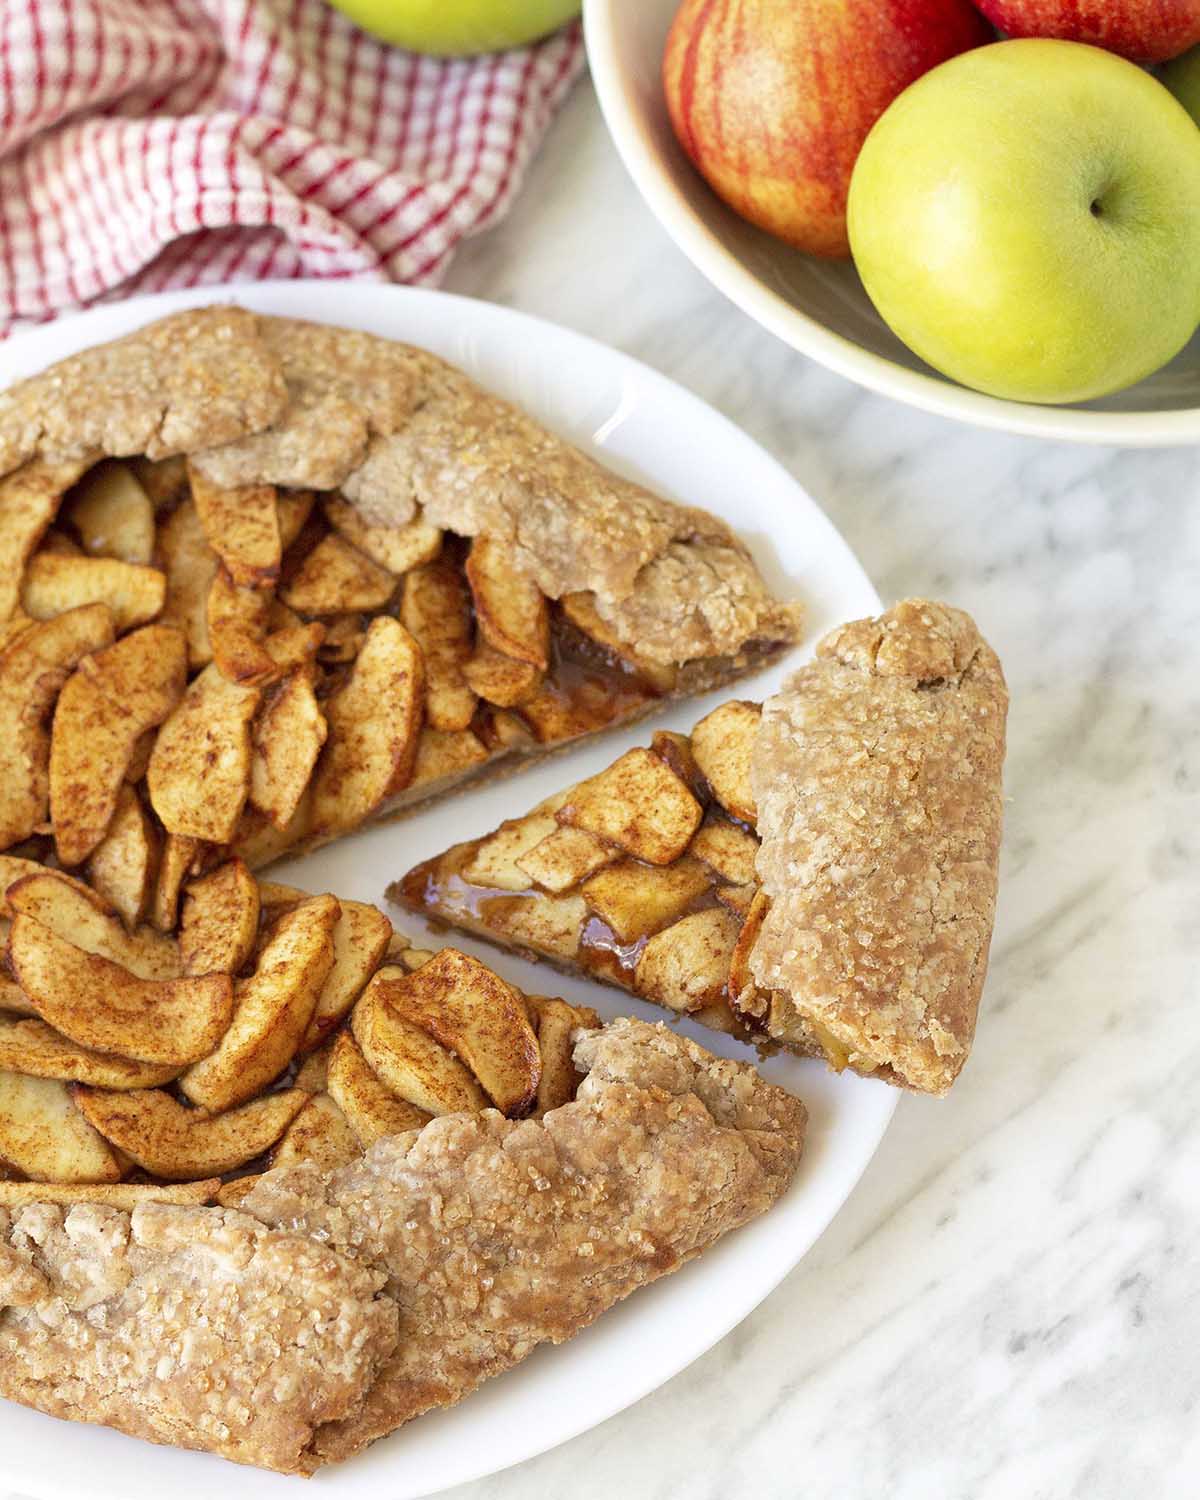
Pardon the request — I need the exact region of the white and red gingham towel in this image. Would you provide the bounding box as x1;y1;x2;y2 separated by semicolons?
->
0;0;585;338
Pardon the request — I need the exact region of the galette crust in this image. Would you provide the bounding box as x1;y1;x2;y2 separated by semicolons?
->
0;1020;805;1474
748;599;1008;1094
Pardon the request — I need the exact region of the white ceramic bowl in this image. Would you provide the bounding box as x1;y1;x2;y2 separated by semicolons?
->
584;0;1200;445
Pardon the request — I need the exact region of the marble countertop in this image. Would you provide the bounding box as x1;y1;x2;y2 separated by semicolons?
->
7;69;1197;1500
434;77;1200;1500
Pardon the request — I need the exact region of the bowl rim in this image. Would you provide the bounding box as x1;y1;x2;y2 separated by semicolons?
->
583;0;1200;447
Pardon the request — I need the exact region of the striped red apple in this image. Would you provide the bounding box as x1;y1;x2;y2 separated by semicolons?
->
662;0;991;258
971;0;1200;64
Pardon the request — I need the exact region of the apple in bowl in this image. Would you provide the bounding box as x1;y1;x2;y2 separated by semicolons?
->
847;39;1200;404
662;0;991;257
327;0;580;54
972;0;1200;63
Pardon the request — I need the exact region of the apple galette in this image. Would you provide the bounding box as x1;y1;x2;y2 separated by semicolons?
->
396;599;1008;1095
0;306;800;885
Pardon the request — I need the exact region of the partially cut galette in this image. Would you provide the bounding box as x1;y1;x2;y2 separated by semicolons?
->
396;599;1009;1095
0;307;799;891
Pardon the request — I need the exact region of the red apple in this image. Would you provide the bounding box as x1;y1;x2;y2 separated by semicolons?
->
970;1;1200;63
662;0;992;258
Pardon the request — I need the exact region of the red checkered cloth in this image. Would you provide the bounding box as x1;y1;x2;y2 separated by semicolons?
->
0;0;585;338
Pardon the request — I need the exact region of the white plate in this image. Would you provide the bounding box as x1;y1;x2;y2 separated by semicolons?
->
0;283;894;1500
584;0;1200;446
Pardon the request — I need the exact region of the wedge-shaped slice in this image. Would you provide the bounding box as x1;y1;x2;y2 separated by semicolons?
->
0;1069;123;1182
151;832;200;934
179;858;260;976
232;797;311;871
581;856;713;943
85;785;160;927
466;536;549;670
50;622;186;865
280;533;396;614
727;888;768;1017
9;915;232;1065
300;899;392;1051
157;499;217;667
250;668;327;829
323;495;441;575
180;893;339;1112
408;727;489;794
64;460;155;563
147;663;260;841
400;559;476;730
187;463;280;589
462;805;562;891
270;1090;360;1171
561;591;678;694
316;613;365;662
690;700;760;824
516;826;616;894
0;1178;219;1208
462;640;541;707
0;855;67;916
0;1017;179;1089
310;616;424;838
633;907;742;1014
21;554;165;632
0;603;114;849
350;971;488;1118
557;747;703;865
207;567;275;684
0;459;90;622
376;948;541;1116
130;455;188;510
525;995;598;1116
275;490;316;551
73;1085;308;1180
327;1029;432;1146
689;815;760;886
7;872;182;979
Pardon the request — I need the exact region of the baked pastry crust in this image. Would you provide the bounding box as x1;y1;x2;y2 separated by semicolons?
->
396;600;1008;1095
0;1020;806;1473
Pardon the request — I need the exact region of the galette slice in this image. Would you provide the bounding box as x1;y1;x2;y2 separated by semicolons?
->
394;599;1008;1096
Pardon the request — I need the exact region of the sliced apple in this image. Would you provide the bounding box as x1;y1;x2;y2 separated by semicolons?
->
150;831;201;934
688;815;761;886
0;1178;219;1209
130;455;188;510
275;490;316;550
9;915;232;1064
463;640;542;707
232;795;311;871
315;613;366;662
64;460;155;564
180;893;339;1112
0;855;68;917
21;554;165;632
690;701;761;825
310;616;424;837
147;663;260;842
187;463;280;589
156;499;217;668
206;566;276;684
515;825;616;894
323;495;441;575
299;899;392;1051
561;591;678;694
0;603;114;849
0;459;89;622
327;1030;431;1146
376;947;541;1116
84;784;161;927
465;536;549;669
0;1016;179;1089
270;1090;360;1171
280;533;397;614
408;727;490;794
400;559;476;730
179;858;260;976
581;857;712;942
525;995;598;1115
0;1069;123;1182
650;729;708;802
556;747;703;865
727;888;769;1018
49;622;186;865
250;668;327;830
462;807;561;891
74;1085;307;1180
633;906;741;1014
350;970;488;1118
481;891;589;962
7;871;181;979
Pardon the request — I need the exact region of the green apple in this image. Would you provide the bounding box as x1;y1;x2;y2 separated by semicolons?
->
847;39;1200;405
327;0;579;56
1162;44;1200;125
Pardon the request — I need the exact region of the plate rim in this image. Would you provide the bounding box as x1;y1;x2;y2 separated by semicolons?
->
583;0;1200;448
0;280;897;1500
